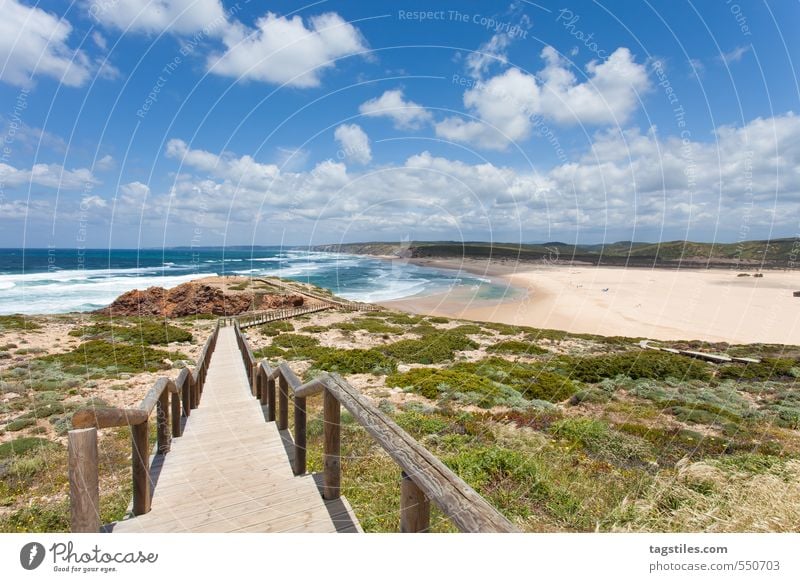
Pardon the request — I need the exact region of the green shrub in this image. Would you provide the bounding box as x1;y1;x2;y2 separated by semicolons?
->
0;437;58;459
259;320;294;336
386;367;527;408
563;351;711;383
331;318;402;334
5;418;36;431
718;358;797;381
0;315;41;331
69;320;192;345
309;348;396;375
549;418;655;466
452;358;578;403
426;316;450;324
487;340;548;356
379;331;477;364
300;325;328;333
38;340;185;375
253;345;288;359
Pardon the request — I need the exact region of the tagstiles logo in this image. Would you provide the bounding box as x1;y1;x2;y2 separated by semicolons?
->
20;542;46;570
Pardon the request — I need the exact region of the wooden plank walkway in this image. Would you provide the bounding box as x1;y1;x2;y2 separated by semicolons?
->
109;326;361;533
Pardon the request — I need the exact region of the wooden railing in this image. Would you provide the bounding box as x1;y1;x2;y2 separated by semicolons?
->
252;277;381;312
232;322;517;533
224;303;334;329
66;322;220;532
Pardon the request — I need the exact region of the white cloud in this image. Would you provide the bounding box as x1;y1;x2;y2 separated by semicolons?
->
466;33;512;78
118;181;150;205
94;155;116;172
0;162;97;190
359;89;432;130
0;0;91;87
165;138;280;190
436;68;540;150
81;195;107;208
91;31;108;51
87;0;228;35
208;12;367;87
334;124;371;165
147;112;800;240
720;45;750;65
436;47;650;150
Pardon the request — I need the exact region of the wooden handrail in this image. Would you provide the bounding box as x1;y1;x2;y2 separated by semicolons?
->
232;324;517;533
67;323;220;532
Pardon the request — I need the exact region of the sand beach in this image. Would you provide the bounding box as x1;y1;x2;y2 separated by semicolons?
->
384;258;800;345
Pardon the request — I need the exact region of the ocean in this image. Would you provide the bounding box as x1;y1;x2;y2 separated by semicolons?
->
0;247;515;315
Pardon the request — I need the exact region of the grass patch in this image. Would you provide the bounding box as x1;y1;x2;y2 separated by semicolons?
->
307;348;397;375
386;367;527;408
259;320;294;336
38;340;186;376
718;358;798;381
453;358;578;403
69;319;192;345
0;437;58;459
562;351;712;383
0;315;41;332
487;340;548;356
271;334;319;349
379;331;478;364
549;417;655;467
331;318;403;334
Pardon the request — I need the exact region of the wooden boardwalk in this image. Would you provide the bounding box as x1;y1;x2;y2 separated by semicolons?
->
109;327;360;533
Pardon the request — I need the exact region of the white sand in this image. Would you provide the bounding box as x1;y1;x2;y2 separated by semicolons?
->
386;260;800;344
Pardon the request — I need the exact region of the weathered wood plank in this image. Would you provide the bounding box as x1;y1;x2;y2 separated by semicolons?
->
68;428;99;533
72;407;148;429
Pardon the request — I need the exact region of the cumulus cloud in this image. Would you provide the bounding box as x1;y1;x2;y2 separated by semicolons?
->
334;124;371;165
437;47;650;150
165;138;280;189
0;0;91;87
208;12;367;87
148;112;800;241
466;33;512;78
359;89;432;130
0;162;97;190
87;0;228;35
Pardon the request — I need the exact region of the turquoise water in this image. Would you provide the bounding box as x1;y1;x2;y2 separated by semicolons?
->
0;247;515;315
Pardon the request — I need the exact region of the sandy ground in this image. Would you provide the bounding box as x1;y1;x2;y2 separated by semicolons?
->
383;258;800;344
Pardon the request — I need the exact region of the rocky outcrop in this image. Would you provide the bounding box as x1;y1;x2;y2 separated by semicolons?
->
95;282;303;318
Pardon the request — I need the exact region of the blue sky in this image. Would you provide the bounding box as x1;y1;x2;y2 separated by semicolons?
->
1;0;798;248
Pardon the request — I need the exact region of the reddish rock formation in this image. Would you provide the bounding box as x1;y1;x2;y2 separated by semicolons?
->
95;282;303;318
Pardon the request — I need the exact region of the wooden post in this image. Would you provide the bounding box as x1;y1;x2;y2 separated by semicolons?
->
182;373;191;416
323;389;341;500
252;363;259;398
171;391;181;438
68;428;99;533
278;375;288;430
156;392;170;454
400;471;430;532
131;421;151;515
294;396;307;475
259;370;268;406
267;377;276;422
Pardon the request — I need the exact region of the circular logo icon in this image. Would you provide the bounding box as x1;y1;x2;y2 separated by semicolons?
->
20;542;46;570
